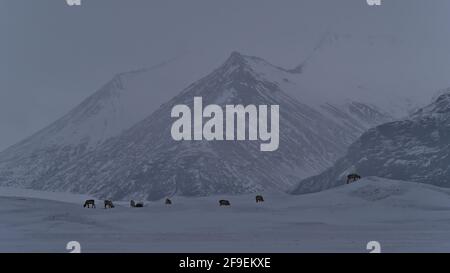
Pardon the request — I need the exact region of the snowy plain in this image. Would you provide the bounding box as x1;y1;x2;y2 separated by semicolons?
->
1;177;450;253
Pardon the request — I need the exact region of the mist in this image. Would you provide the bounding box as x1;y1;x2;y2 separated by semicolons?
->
2;0;450;150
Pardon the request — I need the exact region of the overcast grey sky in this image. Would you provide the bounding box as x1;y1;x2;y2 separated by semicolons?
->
1;0;450;150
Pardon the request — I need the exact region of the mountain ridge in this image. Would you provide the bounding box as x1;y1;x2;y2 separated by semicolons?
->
292;91;450;195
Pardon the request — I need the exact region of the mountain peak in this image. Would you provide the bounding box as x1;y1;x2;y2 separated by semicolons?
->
434;92;450;104
220;51;291;77
230;50;244;59
223;51;250;67
412;90;450;118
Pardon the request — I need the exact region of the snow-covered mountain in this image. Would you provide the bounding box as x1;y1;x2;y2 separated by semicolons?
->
0;52;392;200
290;32;427;118
292;91;450;195
0;54;215;188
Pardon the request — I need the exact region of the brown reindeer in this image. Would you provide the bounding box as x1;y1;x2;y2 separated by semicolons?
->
219;200;231;206
83;200;96;208
104;200;115;209
256;195;264;203
347;173;362;184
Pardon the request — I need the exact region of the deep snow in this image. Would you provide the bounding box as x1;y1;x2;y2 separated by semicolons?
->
1;177;450;253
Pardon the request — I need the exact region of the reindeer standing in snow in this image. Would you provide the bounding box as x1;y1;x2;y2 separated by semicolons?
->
83;200;96;208
347;173;362;184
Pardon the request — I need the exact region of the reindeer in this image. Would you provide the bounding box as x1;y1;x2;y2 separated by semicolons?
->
130;200;144;208
256;195;264;203
83;200;96;208
347;173;362;184
165;198;172;205
104;200;115;209
219;200;231;206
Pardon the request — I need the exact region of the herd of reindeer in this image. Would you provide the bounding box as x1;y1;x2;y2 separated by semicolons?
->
83;174;361;209
83;195;265;209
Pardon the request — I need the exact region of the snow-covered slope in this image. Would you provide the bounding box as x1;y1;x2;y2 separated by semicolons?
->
0;54;215;188
293;91;450;194
3;52;391;200
2;177;450;252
